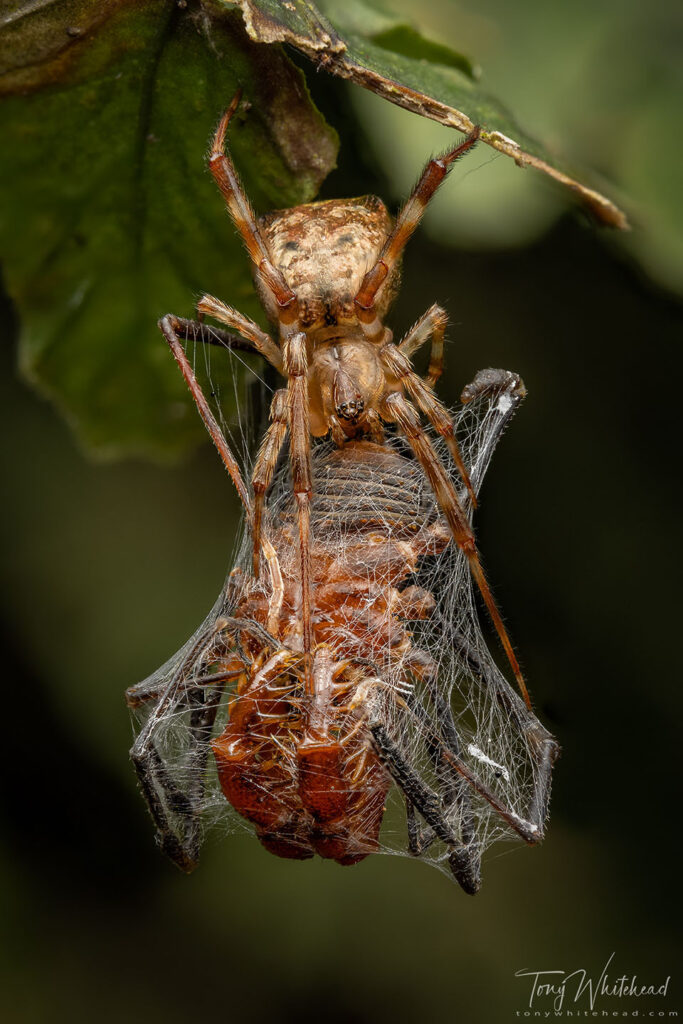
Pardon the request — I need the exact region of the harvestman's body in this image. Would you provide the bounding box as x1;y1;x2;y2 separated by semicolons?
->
127;92;559;891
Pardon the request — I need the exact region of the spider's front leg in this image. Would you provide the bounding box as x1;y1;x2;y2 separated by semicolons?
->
353;127;480;344
196;294;283;371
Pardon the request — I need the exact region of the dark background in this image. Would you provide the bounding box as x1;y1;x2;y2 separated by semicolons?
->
1;3;682;1022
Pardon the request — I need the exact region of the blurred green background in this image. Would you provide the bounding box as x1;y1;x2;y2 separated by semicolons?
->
1;1;681;1022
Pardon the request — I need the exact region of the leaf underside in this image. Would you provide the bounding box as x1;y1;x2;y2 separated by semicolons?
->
0;0;627;458
0;0;338;458
223;0;628;229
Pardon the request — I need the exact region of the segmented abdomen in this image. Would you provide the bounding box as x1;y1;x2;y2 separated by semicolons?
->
211;441;448;863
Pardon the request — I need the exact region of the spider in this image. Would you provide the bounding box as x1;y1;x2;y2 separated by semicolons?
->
127;91;559;891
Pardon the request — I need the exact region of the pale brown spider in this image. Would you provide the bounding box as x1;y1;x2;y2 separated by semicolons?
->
160;89;530;709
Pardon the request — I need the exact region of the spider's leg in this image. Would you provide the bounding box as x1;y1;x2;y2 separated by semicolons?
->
397;303;449;388
380;340;476;506
369;718;481;894
196;294;283;371
157;316;262;355
159;314;252;517
209;93;300;337
284;332;314;684
381;391;531;709
354;129;480;342
252;389;289;577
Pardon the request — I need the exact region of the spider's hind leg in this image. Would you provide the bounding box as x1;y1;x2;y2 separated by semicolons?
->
382;390;531;709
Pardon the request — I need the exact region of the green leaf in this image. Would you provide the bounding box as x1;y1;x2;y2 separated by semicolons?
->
0;0;338;457
369;26;477;80
224;0;627;228
1;0;630;459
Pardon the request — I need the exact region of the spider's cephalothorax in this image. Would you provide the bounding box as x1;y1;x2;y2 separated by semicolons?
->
128;92;559;889
257;196;398;333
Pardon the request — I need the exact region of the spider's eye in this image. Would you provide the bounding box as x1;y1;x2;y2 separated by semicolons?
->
338;397;365;421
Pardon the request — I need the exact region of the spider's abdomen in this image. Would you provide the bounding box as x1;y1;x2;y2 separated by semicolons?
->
309;441;437;537
257;197;400;330
211;441;449;864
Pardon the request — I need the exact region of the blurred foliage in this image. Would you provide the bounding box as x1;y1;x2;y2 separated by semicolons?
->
224;0;626;222
365;0;683;281
0;1;337;457
0;0;637;458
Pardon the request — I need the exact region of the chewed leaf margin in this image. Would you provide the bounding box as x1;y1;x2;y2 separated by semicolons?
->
220;0;628;229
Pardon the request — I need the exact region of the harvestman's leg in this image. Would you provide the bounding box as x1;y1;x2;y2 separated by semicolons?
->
405;656;479;861
398;303;449;388
354;129;480;343
128;617;246;871
346;676;481;892
402;655;557;845
403;662;481;885
130;666;242;872
128;616;282;871
448;631;560;833
369;718;481;894
371;673;555;891
405;798;434;856
380;340;476;506
381;390;532;709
